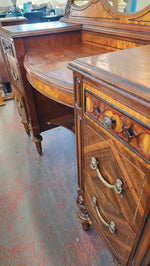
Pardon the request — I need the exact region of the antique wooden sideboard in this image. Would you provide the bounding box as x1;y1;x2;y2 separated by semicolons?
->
0;16;27;106
0;1;150;265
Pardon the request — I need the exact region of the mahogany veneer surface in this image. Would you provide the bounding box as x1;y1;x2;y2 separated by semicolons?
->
2;21;81;37
24;44;111;107
71;45;150;93
69;45;150;120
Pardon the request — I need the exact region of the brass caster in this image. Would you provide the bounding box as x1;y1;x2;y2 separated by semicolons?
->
82;221;91;231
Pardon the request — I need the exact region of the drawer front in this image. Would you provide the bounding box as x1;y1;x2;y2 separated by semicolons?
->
13;89;28;123
84;121;150;260
84;89;150;163
85;173;136;265
7;54;22;91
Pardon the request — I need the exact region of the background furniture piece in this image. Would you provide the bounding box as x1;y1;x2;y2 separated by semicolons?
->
23;9;63;24
23;11;45;23
0;16;27;27
0;0;150;264
41;14;63;22
69;44;150;265
0;16;27;105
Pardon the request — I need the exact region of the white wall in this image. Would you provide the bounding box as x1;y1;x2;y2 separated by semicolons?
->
0;0;67;8
136;0;150;11
0;0;11;7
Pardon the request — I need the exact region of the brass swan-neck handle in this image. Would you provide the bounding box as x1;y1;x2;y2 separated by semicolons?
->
91;157;123;198
92;196;116;235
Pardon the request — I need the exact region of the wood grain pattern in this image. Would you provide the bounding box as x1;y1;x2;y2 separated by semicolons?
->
131;199;150;266
69;45;150;123
1;22;81;38
81;30;148;51
84;119;150;232
85;169;136;265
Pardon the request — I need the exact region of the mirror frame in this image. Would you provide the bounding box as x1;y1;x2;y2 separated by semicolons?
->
64;0;150;29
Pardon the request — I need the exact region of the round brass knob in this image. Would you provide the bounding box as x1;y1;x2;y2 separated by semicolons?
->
103;115;116;129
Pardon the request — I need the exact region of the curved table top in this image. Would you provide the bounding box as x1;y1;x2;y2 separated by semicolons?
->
24;44;109;107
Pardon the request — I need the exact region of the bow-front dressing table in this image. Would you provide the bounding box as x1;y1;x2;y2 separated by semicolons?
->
0;1;150;265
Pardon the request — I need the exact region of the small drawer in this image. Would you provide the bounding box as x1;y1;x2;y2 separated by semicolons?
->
84;90;150;163
2;38;14;57
84;120;150;233
85;173;136;265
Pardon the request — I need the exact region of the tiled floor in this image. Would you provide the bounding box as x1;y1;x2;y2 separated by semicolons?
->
0;100;115;266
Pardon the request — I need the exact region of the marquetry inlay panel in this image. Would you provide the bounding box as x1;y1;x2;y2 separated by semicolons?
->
84;90;150;162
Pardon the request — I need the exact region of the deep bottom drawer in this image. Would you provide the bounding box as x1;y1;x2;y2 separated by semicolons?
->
85;174;136;265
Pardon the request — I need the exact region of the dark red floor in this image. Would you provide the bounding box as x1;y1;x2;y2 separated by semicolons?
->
0;100;115;266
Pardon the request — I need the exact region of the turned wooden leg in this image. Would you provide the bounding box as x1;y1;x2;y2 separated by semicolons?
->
21;120;30;136
32;134;43;155
76;188;92;231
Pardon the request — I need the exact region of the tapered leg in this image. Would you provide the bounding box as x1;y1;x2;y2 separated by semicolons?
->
76;188;92;231
32;134;43;155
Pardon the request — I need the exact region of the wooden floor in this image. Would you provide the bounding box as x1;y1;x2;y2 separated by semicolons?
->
0;100;115;266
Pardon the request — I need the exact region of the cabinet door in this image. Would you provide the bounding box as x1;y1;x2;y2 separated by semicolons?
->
83;118;150;265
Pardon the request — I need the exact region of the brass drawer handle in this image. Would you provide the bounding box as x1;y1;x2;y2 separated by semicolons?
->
92;196;116;234
91;157;123;198
11;69;18;82
15;97;23;109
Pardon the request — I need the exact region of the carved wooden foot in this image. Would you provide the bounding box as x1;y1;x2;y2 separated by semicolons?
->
21;120;30;136
32;135;43;155
76;188;92;231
